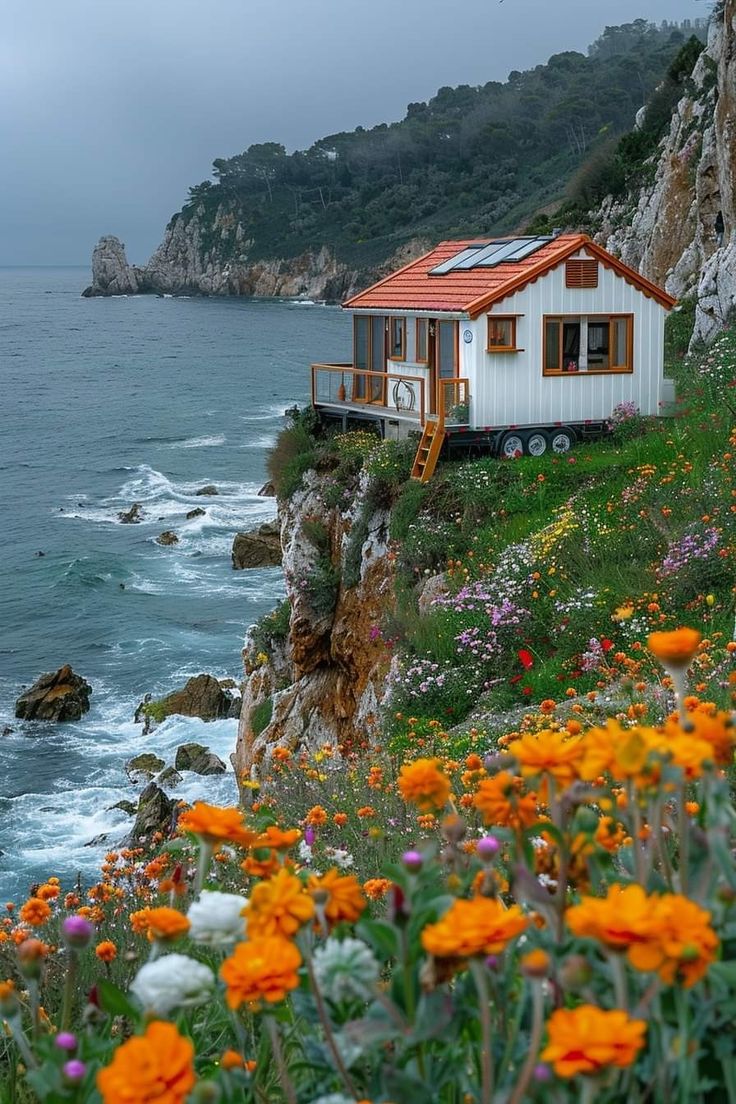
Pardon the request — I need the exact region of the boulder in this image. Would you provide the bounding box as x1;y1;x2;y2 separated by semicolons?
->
185;507;206;520
258;481;276;498
85;833;109;847
82;236;140;297
125;753;165;784
417;572;451;614
156;765;183;789
125;783;174;844
152;673;232;722
174;743;227;775
107;799;137;817
118;503;144;524
15;666;92;722
232;522;282;569
156;530;179;546
195;485;219;496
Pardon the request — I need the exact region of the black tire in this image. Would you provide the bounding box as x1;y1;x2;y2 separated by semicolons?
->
524;430;548;457
549;428;575;454
499;431;525;459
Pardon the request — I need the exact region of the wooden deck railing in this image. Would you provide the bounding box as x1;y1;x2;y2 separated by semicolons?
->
311;364;426;424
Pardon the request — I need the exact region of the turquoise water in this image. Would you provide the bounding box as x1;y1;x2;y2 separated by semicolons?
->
0;268;350;898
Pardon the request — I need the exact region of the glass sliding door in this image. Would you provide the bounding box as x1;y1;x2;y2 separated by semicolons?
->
370;315;386;403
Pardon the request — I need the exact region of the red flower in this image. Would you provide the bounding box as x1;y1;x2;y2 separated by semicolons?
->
601;638;613;652
518;649;534;670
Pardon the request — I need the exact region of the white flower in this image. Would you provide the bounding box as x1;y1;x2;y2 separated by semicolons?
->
130;953;215;1016
298;840;313;864
186;890;248;946
325;847;353;869
312;937;379;1003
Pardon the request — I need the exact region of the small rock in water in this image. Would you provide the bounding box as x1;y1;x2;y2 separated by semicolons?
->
15;665;92;722
231;522;281;569
175;742;227;775
125;753;165;784
36;550;45;557
107;800;137;817
157;765;183;789
125;783;175;845
186;507;206;519
257;481;276;498
2;726;14;737
143;674;232;723
84;833;109;848
195;485;219;496
118;502;144;524
156;530;179;546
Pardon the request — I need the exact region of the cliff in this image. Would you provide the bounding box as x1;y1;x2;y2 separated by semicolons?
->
597;0;736;345
233;470;394;784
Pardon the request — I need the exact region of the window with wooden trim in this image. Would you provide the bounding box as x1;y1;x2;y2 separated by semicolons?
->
543;315;633;375
566;259;599;288
487;316;518;352
389;316;406;360
415;318;428;363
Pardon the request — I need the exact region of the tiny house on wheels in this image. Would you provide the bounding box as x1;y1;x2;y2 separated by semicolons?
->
310;233;677;482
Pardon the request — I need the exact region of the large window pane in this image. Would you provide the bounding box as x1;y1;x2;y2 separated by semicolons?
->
416;318;428;362
545;320;561;372
354;316;368;370
612;317;630;368
438;321;457;379
389;317;405;359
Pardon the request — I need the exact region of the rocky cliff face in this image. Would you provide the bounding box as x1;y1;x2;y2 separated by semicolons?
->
233;472;393;784
84;204;429;302
598;1;736;345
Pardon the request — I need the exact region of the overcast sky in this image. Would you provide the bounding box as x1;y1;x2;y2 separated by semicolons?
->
0;0;707;265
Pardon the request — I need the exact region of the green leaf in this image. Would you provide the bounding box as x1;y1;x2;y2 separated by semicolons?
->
357;918;399;960
97;978;141;1021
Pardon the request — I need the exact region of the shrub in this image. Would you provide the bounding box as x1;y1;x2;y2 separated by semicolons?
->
250;697;273;736
343;508;370;590
249;598;291;658
301;517;331;556
303;556;340;619
267;422;316;499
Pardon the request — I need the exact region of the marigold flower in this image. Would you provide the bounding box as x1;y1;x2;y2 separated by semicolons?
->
333;813;349;827
666;709;735;766
95;941;117;963
363;878;392;900
246;868;314;939
220;936;301;1009
178;802;256;848
97;1020;195;1104
130;908;153;936
648;627;701;668
143;908;191;943
19;898;51;927
421;896;528;959
305;805;328;827
541;1006;646;1077
36;883;60;901
253;826;301;851
357;806;376;819
507;730;583;789
221;1049;245;1070
474;771;538;831
398;758;451;812
308;868;366;927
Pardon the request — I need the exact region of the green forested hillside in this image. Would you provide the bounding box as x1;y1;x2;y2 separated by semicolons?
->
177;19;706;268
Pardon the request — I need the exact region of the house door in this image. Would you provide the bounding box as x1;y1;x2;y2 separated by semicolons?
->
436;320;458;416
369;315;386;404
428;320;437;414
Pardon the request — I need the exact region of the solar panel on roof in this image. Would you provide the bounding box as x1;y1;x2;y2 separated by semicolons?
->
428;236;553;275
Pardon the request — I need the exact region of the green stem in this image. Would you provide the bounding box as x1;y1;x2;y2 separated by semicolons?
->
608;952;629;1012
304;948;359;1099
676;988;692;1104
265;1015;298;1104
470;959;494;1104
194;841;214;896
507;979;545;1104
677;782;690;896
60;950;78;1032
6;1016;38;1071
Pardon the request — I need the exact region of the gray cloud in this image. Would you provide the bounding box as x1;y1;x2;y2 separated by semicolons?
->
0;0;707;264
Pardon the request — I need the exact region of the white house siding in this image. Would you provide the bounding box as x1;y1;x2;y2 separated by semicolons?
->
386;312;431;417
459;256;667;430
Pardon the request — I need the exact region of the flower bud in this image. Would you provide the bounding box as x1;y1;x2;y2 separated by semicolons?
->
559;953;593;991
62;1060;86;1084
62;916;94;949
0;980;18;1018
441;814;466;844
533;1063;552;1082
55;1032;78;1053
17;939;47;980
190;1081;221;1104
476;836;500;862
521;949;550;979
304;826;316;847
402;850;423;873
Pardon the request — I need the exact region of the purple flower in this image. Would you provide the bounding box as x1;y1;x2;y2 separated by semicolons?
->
55;1032;78;1053
62;916;93;949
304;825;316;847
402;849;423;872
62;1060;86;1084
477;836;500;861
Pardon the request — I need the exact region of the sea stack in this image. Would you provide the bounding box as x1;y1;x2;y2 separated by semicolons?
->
82;236;141;297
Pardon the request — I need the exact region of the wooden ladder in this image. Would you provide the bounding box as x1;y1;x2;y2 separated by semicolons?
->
411;414;445;483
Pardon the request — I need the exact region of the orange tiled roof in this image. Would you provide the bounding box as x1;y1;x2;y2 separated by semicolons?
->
343;234;676;316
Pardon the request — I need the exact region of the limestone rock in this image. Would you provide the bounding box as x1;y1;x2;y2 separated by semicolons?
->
195;485;219;496
174;743;226;775
258;481;276;498
125;753;165;784
118;503;144;524
108;800;137;816
15;665;92;722
417;572;451;613
156;530;179;546
156;766;183;788
126;783;174;845
186;507;206;519
82;236;141;297
155;674;232;722
231;522;282;569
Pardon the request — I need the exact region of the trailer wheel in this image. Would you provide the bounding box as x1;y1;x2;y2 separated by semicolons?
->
550;428;575;454
499;432;525;459
524;430;548;457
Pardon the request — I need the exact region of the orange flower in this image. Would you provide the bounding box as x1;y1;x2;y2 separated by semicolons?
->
177;802;256;848
308;868;366;927
221;1049;245;1070
648;628;701;668
666;709;735;766
241;852;281;880
36;884;59;901
220;936;301;1009
357;806;376;819
144;907;191;943
19;898;51;927
97;1020;195;1104
507;729;583;789
421;896;528;959
95;940;117;963
578;722;664;785
246;868;314;939
541;1006;646;1077
397;758;451;812
130;908;153;935
474;771;538;830
332;813;348;827
305;805;328;827
253;826;301;851
363;878;392;900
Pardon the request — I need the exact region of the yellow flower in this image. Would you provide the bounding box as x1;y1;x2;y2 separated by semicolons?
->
542;1006;646;1077
397;758;451;812
507;729;583;789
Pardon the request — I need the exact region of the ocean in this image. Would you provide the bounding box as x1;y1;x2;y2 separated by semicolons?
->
0;267;350;900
